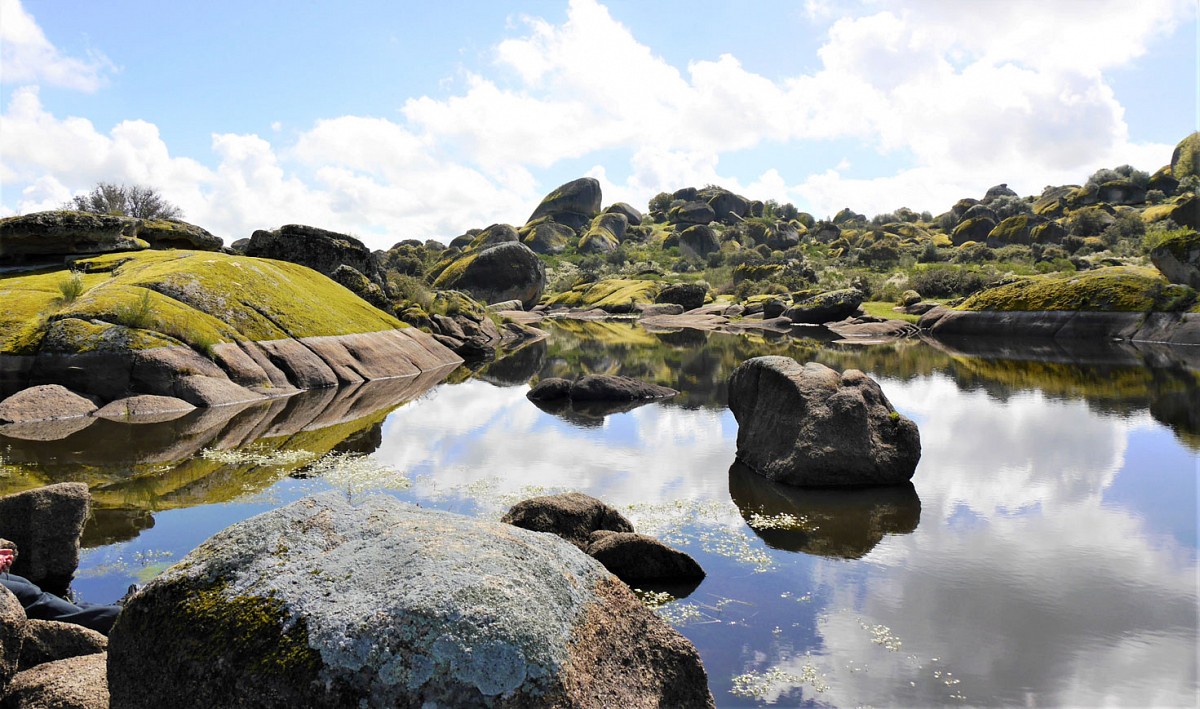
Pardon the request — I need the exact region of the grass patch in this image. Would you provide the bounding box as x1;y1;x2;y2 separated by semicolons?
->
859;301;921;323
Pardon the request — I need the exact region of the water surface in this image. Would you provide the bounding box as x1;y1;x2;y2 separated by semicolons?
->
2;322;1195;706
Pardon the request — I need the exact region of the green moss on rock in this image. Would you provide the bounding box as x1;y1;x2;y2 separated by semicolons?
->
959;266;1197;312
0;249;406;356
543;279;660;313
1171;132;1200;180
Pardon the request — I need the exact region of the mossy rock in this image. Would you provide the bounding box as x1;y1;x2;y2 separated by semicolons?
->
986;215;1036;246
1171;132;1200;180
959;266;1197;312
951;217;995;246
1150;228;1200;289
1030;221;1068;244
526;177;602;232
0;250;405;357
733;263;783;284
542;279;660;313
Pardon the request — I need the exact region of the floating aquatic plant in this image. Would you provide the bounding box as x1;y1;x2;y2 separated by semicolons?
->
200;447;319;467
730;663;829;699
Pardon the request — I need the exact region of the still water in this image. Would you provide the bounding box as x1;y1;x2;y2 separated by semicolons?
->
2;321;1197;707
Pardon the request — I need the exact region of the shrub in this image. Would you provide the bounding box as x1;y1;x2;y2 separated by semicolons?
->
57;270;84;303
908;265;999;298
116;288;156;329
389;274;434;310
67;182;183;220
988;194;1034;221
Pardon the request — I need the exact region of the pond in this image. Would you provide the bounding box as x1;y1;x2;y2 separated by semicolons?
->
2;321;1197;707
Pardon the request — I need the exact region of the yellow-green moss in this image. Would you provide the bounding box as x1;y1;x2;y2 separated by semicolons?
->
1171;132;1200;180
860;301;920;323
430;251;478;289
175;580;320;677
542;278;660;313
959;266;1197;312
0;250;405;356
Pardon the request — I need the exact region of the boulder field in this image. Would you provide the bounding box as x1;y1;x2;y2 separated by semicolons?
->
107;492;715;708
0;249;462;411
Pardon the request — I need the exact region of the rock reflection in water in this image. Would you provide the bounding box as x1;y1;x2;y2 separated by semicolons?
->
528;396;658;428
0;366;455;544
727;461;920;559
475;339;548;388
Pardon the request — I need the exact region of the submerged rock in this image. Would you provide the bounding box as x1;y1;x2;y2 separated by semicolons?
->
502;493;705;585
527;375;678;403
107;492;714;708
501;492;634;551
728;357;920;486
0;385;96;424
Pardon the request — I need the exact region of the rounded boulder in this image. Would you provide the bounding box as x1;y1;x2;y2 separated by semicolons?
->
728;356;920;486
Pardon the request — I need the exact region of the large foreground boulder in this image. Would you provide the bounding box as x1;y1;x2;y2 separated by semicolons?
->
0;483;91;590
431;241;546;309
728;357;920;486
107;493;714;708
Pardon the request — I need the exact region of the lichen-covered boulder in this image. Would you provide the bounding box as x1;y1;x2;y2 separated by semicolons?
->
541;278;660;313
467;223;520;251
728;357;921;486
526;177;603;233
330;264;390;310
983;183;1018;202
107;493;714;708
656;283;707;311
0;385;96;423
432;241;546;309
0;211;145;266
679;224;719;258
519;218;575;255
784;288;863;324
501;492;634;551
951;216;996;246
1151;228;1200;289
244;224;388;294
1;586;27;696
603;202;643;226
136;219;222;251
1171;131;1200;181
0;483;91;590
1096;179;1147;206
577;213;626;254
6;652;109;709
1169;194;1199;230
706;190;750;223
668;200;715;226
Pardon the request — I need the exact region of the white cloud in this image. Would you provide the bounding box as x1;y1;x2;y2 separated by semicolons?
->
1;0;1193;241
0;0;114;91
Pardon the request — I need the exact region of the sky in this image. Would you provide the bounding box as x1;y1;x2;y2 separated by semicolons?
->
1;0;1196;250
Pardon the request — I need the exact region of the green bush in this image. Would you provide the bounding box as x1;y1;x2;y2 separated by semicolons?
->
57;271;85;304
908;265;1000;298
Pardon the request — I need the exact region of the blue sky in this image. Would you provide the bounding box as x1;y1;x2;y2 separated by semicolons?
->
1;0;1196;249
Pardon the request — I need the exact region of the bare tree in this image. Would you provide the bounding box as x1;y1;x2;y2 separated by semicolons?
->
68;182;184;220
